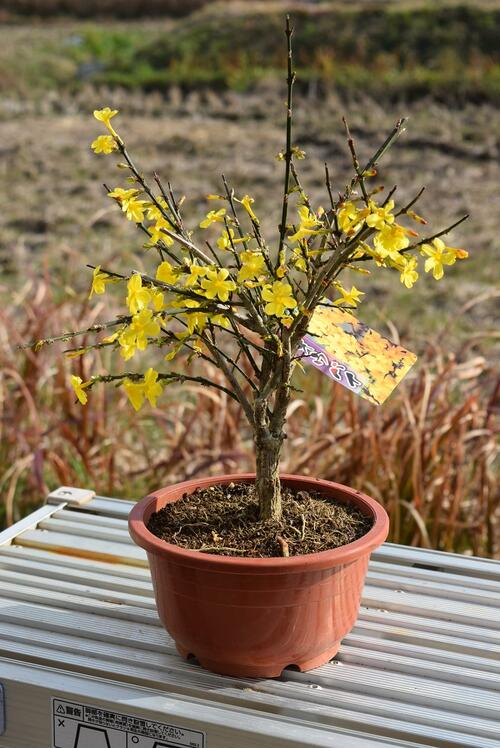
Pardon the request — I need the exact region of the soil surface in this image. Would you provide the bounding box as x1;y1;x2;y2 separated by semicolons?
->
147;482;373;557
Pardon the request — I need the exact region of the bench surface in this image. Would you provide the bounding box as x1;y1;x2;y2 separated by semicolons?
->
0;488;499;748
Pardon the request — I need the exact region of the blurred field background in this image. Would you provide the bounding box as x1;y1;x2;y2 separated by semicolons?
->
0;0;498;555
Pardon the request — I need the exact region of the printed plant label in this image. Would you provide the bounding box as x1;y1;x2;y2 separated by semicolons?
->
52;699;205;748
300;305;417;405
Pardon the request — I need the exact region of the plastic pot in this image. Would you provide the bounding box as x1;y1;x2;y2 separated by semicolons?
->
129;473;389;678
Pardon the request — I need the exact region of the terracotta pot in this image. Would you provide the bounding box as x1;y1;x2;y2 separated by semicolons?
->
129;473;389;678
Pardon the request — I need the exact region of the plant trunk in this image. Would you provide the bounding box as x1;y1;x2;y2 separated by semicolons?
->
255;429;283;521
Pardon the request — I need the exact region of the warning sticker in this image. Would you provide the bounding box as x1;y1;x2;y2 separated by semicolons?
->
52;699;205;748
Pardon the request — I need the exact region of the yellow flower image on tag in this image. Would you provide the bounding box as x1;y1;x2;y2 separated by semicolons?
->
299;305;417;405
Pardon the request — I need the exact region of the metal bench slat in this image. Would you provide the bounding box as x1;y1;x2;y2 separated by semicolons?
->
1;489;499;748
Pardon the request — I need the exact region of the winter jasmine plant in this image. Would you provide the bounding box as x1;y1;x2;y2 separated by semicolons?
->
34;19;468;523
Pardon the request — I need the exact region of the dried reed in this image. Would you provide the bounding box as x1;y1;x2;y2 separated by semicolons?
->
1;279;498;557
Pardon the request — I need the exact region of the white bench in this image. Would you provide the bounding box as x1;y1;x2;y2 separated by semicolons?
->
0;487;499;747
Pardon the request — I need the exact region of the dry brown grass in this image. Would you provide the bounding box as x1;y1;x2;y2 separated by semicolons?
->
1;278;498;556
0;277;246;525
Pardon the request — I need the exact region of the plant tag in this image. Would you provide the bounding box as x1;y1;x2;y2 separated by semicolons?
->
299;305;417;405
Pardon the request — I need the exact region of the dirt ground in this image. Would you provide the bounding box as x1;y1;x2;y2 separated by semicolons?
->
1;82;499;354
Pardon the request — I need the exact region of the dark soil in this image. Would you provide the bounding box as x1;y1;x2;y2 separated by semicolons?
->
147;482;373;558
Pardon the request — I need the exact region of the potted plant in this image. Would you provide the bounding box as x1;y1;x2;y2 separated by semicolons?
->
35;19;468;677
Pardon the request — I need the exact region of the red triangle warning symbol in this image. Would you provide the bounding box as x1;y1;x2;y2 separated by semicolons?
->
56;705;65;714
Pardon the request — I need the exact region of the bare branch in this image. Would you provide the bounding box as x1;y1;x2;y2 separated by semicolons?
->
409;214;469;249
339;117;407;204
397;186;425;216
343;117;369;205
89;371;239;402
20;316;130;350
277;15;296;258
202;332;256;427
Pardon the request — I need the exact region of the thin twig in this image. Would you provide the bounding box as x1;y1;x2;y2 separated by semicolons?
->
410;214;469;248
277;15;296;259
339;118;407;205
343;117;369;205
89;371;239;401
397;186;425;216
20;316;130;350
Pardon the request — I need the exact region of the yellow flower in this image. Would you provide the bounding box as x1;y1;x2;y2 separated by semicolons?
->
126;274;151;315
146;198;168;222
199;209;226;229
291;247;307;273
420;238;467;280
147;217;174;247
89;265;111;298
93;107;119;136
107;187;139;210
216;228;234;251
91;135;117;155
124;198;147;223
333;284;365;307
143;368;163;407
151;290;165;311
366;199;395;230
338;201;367;234
241;195;258;223
262;281;297;318
129;308;161;351
123;379;145;411
399;256;419;288
211;314;230;328
119;309;161;359
156;260;177;286
288;205;321;243
70;375;90;405
373;224;411;260
216;228;248;251
201;268;236;301
184;262;209;287
118;328;137;361
276;248;287;278
237;251;266;282
185;307;208;334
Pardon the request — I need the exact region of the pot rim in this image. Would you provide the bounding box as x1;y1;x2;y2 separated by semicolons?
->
128;472;389;572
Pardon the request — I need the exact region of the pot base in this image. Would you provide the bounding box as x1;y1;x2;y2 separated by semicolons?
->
176;641;341;678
